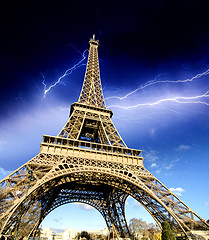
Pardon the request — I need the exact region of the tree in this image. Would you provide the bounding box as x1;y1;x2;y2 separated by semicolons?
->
76;231;91;240
161;221;176;240
147;223;161;240
129;218;148;239
129;218;161;240
153;232;161;240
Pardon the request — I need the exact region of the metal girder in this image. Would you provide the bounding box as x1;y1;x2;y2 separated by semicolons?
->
106;189;130;238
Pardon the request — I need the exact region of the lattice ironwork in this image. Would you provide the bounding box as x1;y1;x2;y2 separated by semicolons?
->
58;103;126;147
78;35;106;108
0;36;209;239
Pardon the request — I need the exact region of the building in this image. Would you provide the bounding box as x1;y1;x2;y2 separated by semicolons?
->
40;227;108;240
40;227;54;240
62;228;78;240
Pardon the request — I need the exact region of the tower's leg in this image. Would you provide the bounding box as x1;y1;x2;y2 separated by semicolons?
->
106;188;130;239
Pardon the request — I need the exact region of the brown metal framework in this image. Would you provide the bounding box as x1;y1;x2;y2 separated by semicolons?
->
0;36;209;239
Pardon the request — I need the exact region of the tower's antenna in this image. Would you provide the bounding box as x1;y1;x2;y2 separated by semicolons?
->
93;34;95;40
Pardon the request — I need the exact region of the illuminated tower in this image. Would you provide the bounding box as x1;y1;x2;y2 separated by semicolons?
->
0;36;209;239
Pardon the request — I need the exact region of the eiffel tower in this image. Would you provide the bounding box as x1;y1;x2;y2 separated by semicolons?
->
0;36;209;239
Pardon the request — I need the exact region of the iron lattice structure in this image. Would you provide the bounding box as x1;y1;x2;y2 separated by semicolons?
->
0;36;209;239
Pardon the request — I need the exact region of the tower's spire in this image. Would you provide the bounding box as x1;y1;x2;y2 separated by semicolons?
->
78;35;106;108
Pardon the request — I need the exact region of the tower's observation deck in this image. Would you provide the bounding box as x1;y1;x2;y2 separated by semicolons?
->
41;135;143;165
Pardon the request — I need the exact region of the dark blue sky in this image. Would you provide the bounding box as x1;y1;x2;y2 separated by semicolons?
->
0;0;209;231
1;0;209;112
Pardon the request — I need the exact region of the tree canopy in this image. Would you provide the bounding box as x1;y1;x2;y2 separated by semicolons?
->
161;221;176;240
129;218;161;240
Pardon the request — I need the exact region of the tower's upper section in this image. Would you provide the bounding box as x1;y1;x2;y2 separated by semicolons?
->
78;35;106;109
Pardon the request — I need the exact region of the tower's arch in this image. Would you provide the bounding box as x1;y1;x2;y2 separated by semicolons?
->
1;154;209;238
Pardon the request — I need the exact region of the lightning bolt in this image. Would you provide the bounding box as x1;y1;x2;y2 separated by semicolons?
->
108;91;209;109
105;68;209;100
42;49;88;98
